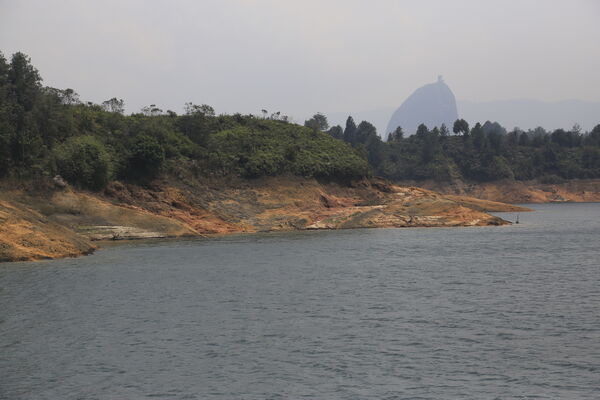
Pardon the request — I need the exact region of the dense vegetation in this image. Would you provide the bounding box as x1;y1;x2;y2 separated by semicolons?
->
0;52;369;189
323;115;600;183
1;51;598;191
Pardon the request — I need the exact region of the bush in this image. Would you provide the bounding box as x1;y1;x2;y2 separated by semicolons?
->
126;135;165;180
53;135;112;190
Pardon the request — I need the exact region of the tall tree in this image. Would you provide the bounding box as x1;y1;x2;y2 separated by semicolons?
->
7;52;43;165
439;123;449;138
355;121;377;144
0;52;13;174
343;116;357;144
453;119;469;138
102;97;125;114
470;122;488;150
415;123;429;139
184;102;215;116
388;126;404;142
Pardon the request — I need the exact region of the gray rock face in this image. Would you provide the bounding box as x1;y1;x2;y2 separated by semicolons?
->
386;76;458;135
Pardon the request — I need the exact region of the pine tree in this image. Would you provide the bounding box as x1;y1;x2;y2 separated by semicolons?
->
343;116;357;144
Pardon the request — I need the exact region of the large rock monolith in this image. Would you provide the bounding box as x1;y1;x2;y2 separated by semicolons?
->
386;76;459;135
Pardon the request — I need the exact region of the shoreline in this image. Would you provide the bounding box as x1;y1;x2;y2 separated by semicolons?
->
0;177;531;263
405;178;600;204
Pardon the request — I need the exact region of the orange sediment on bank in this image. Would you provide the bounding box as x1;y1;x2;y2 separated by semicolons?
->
0;199;95;262
413;179;600;204
0;177;525;263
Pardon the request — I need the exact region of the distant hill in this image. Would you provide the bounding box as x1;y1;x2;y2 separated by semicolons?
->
385;76;458;136
326;98;600;138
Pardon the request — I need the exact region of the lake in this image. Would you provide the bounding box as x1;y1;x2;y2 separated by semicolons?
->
1;203;599;399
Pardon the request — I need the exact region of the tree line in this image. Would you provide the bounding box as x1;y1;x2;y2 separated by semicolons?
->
309;111;600;183
2;51;598;191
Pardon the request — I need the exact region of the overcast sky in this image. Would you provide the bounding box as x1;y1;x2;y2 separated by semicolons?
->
1;0;599;124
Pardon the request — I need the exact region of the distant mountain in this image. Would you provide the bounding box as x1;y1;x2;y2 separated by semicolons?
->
458;99;600;132
326;98;600;138
385;76;458;136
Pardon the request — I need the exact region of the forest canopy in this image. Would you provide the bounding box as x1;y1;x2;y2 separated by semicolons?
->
0;52;369;189
1;51;599;191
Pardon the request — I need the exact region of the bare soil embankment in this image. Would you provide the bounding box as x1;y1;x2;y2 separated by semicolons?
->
0;177;528;263
411;179;600;204
0;197;95;262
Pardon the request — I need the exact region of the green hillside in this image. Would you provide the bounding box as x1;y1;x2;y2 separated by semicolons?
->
0;52;369;189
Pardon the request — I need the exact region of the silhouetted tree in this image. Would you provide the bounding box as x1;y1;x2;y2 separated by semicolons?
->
184;102;214;116
453;119;469;138
327;125;343;140
439;123;449;138
102;97;124;114
415;123;429;139
388;126;404;142
343;116;357;143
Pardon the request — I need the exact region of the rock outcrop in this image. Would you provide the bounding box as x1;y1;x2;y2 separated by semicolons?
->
0;177;528;263
386;76;459;135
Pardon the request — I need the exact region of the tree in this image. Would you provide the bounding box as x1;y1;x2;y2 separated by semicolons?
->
304;112;328;132
141;104;163;116
439;124;449;138
327;125;343;140
7;52;43;166
388;126;404;142
53;135;112;190
8;52;42;112
518;131;530;146
354;121;377;144
453;119;469;137
61;88;80;105
343;116;357;143
551;129;570;147
588;124;600;146
415;123;429;139
184;102;215;116
127;135;165;179
0;52;13;174
481;120;507;136
102;97;125;114
507;128;521;147
470;122;488;150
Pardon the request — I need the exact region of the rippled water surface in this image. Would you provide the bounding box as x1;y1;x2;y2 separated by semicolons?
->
1;203;600;399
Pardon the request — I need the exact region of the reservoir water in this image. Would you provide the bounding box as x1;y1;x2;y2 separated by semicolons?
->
1;203;599;399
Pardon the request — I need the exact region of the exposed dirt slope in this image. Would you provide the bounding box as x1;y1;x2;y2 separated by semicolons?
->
0;177;525;263
0;198;95;262
413;179;600;204
102;177;526;233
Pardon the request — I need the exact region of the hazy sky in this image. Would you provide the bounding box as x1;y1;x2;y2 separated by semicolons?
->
1;0;599;123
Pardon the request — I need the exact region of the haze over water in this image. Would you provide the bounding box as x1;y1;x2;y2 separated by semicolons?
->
1;203;600;399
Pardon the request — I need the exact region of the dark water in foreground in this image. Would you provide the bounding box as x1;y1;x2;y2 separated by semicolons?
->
1;203;600;399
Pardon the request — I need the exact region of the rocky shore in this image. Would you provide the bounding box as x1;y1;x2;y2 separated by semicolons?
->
410;179;600;204
0;177;529;263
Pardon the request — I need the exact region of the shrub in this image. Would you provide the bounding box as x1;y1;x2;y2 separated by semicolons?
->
126;135;165;180
53;135;112;190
